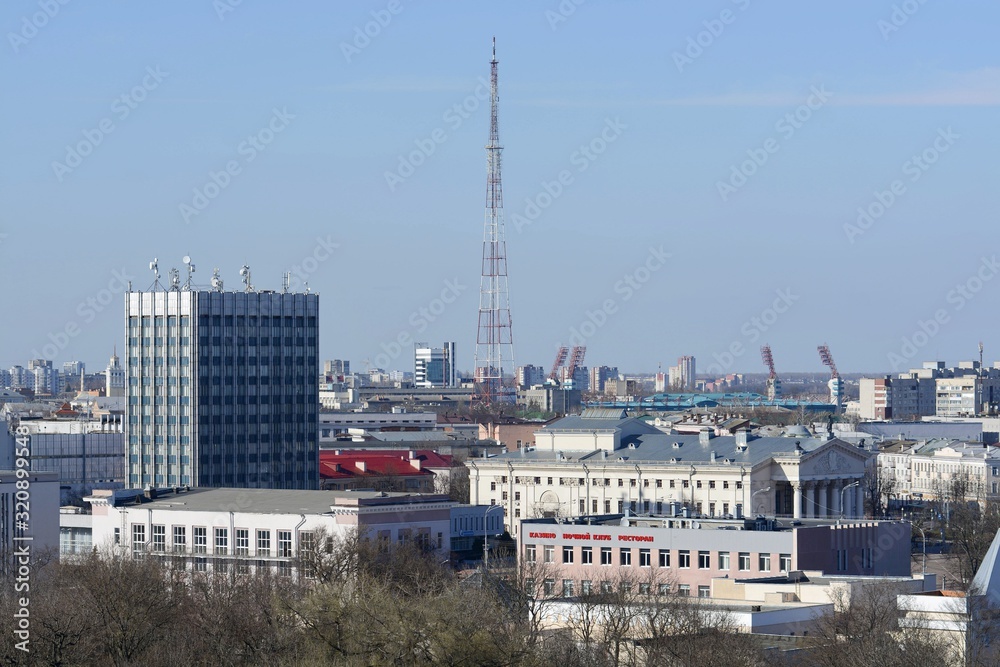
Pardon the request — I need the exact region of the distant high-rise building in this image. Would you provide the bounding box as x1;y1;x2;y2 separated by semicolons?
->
322;359;350;382
678;355;695;390
105;350;125;398
414;343;457;388
590;366;619;394
30;360;59;396
654;371;666;393
517;364;546;389
560;365;590;392
125;284;319;489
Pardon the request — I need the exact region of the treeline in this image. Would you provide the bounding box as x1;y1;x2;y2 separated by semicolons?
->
0;534;962;666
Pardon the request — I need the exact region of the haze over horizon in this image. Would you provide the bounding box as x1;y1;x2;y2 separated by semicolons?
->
2;1;998;376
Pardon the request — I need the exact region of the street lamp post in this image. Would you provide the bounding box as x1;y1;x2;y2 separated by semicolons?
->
914;524;927;577
751;486;771;516
841;481;861;521
483;504;504;580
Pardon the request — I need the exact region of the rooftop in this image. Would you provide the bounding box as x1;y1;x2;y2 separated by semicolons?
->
85;486;452;514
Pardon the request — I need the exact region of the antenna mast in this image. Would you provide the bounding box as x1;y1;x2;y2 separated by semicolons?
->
474;37;515;407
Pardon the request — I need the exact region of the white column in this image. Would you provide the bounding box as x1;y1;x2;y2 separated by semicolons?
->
856;483;865;520
792;483;802;519
831;480;841;516
805;483;815;519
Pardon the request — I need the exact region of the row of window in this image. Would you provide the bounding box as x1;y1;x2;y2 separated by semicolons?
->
532;578;711;599
525;545;791;573
495;478;744;490
130;524;294;557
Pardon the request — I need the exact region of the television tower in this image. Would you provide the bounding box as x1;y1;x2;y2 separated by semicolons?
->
474;38;515;407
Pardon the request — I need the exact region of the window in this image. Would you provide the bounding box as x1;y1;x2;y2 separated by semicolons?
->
679;550;690;568
543;545;554;563
718;551;730;570
562;546;574;564
194;527;207;554
678;584;690;597
640;582;651;595
601;581;613;594
525;545;536;564
780;553;792;572
151;525;166;552
277;530;292;557
214;528;228;555
698;551;710;569
173;526;186;553
581;546;593;564
601;547;612;565
739;552;750;571
581;580;592;596
132;524;145;553
257;530;271;556
658;583;671;595
236;529;249;556
543;579;555;595
659;549;670;567
759;553;771;572
562;580;574;597
639;548;651;567
698;585;710;598
620;549;632;566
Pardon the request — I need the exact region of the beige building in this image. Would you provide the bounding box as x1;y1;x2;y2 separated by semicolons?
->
471;409;870;538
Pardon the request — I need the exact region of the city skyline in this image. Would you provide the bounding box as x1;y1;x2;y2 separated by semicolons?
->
2;3;998;374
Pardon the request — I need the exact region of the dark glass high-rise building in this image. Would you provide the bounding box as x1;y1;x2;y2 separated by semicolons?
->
125;287;319;489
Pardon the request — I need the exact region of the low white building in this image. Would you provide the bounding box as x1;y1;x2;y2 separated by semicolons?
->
85;487;454;575
471;409;870;538
1;469;61;575
877;439;1000;501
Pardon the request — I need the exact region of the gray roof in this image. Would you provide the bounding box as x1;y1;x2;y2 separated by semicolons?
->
91;487;450;514
501;433;865;468
541;413;662;434
859;421;983;441
971;529;1000;602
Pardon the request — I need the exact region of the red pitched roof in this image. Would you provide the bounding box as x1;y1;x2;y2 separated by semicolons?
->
318;450;453;480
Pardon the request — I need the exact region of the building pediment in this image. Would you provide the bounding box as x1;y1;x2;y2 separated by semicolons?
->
796;439;869;478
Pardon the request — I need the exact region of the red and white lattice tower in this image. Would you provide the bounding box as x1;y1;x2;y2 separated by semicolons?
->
474;38;515;406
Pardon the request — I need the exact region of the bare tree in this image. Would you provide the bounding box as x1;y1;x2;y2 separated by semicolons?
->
864;465;897;518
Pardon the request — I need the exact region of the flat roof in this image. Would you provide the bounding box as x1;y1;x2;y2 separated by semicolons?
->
87;487;452;514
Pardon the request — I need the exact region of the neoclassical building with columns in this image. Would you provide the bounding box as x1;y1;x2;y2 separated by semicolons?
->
469;409;871;538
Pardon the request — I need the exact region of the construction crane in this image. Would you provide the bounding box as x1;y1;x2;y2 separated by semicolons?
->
817;344;842;411
548;346;569;382
567;346;587;376
761;344;781;401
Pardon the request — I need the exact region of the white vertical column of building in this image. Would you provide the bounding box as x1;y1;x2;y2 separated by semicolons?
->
856;484;865;520
792;482;802;519
805;483;815;519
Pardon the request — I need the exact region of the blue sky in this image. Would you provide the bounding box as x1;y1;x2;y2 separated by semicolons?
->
1;1;998;376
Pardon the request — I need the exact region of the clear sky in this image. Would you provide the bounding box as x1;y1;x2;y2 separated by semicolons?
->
1;1;998;377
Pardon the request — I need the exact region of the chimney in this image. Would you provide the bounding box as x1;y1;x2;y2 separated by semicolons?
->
143;484;156;500
710;450;717;463
735;429;749;450
699;429;712;445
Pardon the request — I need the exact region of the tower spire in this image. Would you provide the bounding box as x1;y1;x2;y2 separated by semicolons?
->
474;38;515;407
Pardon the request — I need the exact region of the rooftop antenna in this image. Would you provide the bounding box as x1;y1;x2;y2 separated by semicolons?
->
239;264;254;293
182;255;196;290
168;267;180;291
149;258;162;290
980;341;985;378
282;272;290;294
211;268;224;292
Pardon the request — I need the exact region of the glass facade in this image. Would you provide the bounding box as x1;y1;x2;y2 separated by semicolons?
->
125;289;319;489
